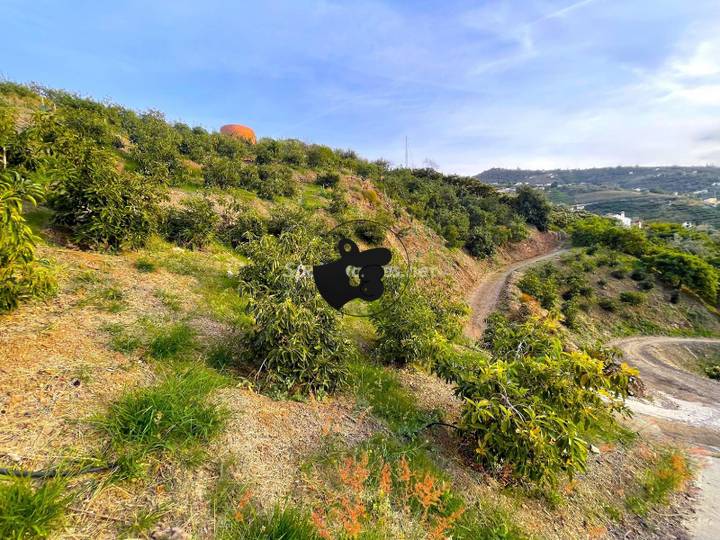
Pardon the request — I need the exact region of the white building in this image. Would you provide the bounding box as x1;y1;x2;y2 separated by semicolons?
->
607;211;632;228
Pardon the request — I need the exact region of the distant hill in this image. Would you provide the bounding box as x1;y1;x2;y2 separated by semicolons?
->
476;166;720;194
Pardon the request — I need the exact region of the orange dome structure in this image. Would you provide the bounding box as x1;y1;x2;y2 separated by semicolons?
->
220;124;257;144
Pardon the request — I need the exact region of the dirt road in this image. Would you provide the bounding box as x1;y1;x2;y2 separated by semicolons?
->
612;336;720;540
464;248;568;339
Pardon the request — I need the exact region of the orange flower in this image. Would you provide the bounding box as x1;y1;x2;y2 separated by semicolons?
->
312;509;332;540
379;462;392;496
339;453;370;493
233;489;253;522
413;473;445;519
430;507;465;539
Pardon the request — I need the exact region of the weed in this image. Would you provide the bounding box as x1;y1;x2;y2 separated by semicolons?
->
625;450;692;516
119;505;167;537
154;288;182;312
347;361;437;434
148;322;196;359
134;257;156;273
0;477;71;539
97;365;228;457
103;322;142;354
232;506;321;540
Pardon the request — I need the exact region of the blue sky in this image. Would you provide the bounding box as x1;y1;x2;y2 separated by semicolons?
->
4;0;720;174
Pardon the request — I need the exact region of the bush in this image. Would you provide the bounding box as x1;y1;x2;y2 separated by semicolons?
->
217;200;266;247
706;364;720;380
610;268;627;279
255;164;297;199
513;186;550;231
630;268;647;281
327;188;348;216
1;170;57;312
354;219;386;245
307;145;336;168
619;291;645;305
638;280;655;291
598;297;619;312
236;231;352;395
315;170;340;188
371;276;468;367
161;197;219;249
0;477;71;539
266;205;312;236
517;265;559;309
459;315;636;485
50;147;159;250
203;156;257;188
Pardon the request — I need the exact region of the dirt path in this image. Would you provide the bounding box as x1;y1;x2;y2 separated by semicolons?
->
611;336;720;540
464;248;569;339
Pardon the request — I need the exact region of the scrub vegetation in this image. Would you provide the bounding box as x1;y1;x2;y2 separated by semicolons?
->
0;81;706;538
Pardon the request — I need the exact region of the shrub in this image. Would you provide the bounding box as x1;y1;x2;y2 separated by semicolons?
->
328;188;348;216
598;297;619;312
236;231;352;395
638;280;655;291
371;275;468;367
97;365;227;456
161;197;219;249
461;315;636;485
597;278;608;288
50;147;158;249
517;265;559;309
307;145;336;168
619;291;645;305
354;219;386;245
217;200;266;247
610;268;627;279
203;156;256;188
0;477;71;539
1;170;57;312
266;205;312;236
255;163;297;199
706;364;720;380
315;170;340;188
630;268;647;281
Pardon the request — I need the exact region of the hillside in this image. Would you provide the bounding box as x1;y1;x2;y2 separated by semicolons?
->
1;81;717;539
477;166;720;193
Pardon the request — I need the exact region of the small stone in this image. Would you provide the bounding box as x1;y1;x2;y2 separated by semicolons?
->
589;444;601;455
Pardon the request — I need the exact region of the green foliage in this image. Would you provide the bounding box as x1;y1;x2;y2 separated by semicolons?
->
97;365;227;456
0;170;56;312
0;477;71;540
217;199;266;247
518;264;559;309
598;297;619;312
619;291;645;305
646;248;718;302
706;364;720;380
354;219;386;245
513;185;551;231
371;276;469;367
148;322;197;359
306;145;336;168
256;163;298;199
203;156;256;188
128;110;187;185
50;147;158;249
315;170;340;188
229;506;321;540
235;231;351;395
134;257;156;272
161;197;218;249
463;314;636;485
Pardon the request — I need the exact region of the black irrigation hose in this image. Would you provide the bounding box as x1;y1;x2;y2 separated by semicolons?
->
0;463;117;479
407;421;463;439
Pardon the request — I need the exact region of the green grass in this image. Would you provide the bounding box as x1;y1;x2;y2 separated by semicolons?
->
148;322;196;359
0;477;71;539
134;257;157;273
347;361;438;435
625;450;692;516
96;365;228;458
153;288;182;312
230;507;321;540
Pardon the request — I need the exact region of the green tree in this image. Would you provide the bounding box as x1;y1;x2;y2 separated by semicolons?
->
514;186;551;231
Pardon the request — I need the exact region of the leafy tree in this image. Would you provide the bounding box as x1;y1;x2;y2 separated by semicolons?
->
647;248;718;302
161;197;219;249
513;186;550;231
50;146;159;249
0;170;56;311
236;231;352;395
307;145;336;168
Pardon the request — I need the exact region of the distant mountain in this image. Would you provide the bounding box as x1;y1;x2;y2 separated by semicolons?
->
476;166;720;194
